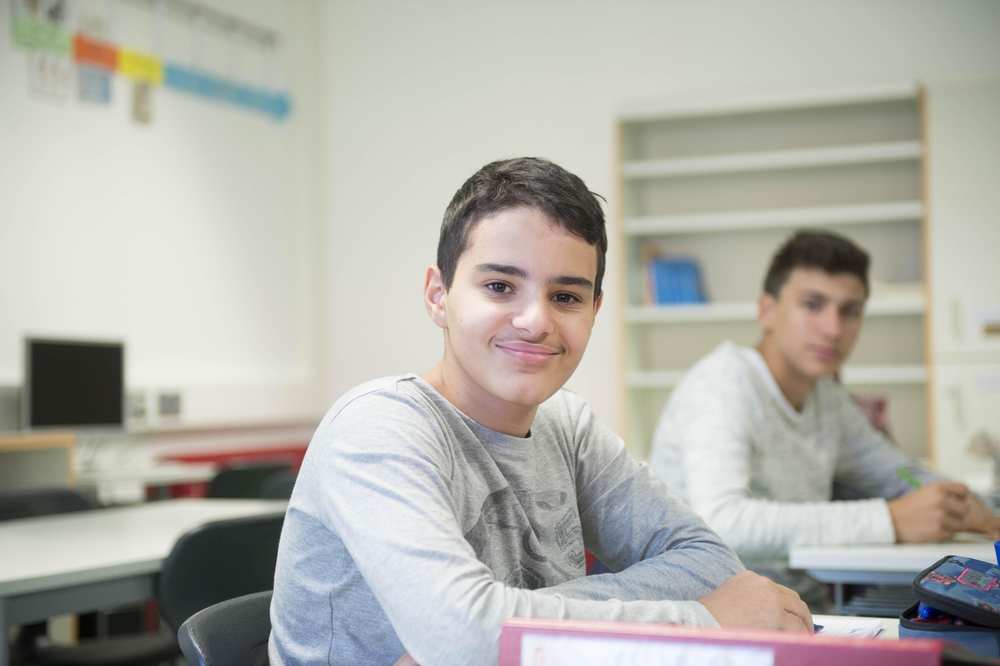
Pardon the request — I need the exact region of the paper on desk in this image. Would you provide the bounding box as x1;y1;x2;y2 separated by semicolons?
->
816;616;884;638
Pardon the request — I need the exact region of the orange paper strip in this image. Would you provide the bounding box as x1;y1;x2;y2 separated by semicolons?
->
73;34;117;71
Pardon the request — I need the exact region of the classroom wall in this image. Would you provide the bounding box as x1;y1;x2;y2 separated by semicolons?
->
318;0;1000;435
0;0;326;427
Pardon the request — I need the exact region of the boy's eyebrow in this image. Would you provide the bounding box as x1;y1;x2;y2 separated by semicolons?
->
799;289;865;306
550;275;595;291
475;263;594;291
475;263;528;279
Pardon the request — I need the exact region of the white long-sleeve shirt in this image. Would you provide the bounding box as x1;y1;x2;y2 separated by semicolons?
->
650;342;935;566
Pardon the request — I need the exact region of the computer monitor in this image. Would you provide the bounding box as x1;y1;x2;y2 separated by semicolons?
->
22;337;125;430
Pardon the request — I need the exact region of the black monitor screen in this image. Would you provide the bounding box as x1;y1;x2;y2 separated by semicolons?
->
25;338;124;429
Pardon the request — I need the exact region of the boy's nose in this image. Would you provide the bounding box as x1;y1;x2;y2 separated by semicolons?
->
819;307;844;338
511;299;553;338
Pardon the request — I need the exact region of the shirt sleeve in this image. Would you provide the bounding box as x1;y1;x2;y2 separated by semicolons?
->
832;384;941;499
309;391;724;666
663;369;899;560
544;393;743;606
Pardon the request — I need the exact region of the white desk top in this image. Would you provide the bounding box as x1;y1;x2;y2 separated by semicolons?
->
0;498;287;597
790;537;996;573
813;614;898;640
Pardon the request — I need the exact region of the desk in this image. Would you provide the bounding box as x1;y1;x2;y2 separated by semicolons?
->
790;539;995;611
0;498;286;666
0;432;75;490
814;614;899;639
75;460;218;504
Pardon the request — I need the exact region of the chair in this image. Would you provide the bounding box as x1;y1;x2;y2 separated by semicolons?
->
0;487;91;522
177;591;271;666
158;512;284;632
205;462;292;499
259;469;297;500
0;488;178;666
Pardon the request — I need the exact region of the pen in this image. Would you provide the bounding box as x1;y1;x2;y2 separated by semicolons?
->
897;467;921;490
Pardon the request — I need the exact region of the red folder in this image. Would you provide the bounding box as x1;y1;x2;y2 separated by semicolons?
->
499;618;944;666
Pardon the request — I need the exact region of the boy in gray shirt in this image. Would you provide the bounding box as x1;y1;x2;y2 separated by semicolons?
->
269;158;812;665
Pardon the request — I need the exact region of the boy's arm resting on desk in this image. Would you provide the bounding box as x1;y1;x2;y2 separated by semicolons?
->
834;388;1000;541
833;385;940;500
663;385;897;559
302;393;724;666
549;397;744;602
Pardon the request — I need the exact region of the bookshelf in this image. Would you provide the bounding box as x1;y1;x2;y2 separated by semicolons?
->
616;83;930;462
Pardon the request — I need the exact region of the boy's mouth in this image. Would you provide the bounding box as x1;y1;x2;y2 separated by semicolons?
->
495;341;562;364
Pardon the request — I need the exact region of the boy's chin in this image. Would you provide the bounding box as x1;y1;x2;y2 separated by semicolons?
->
493;376;566;408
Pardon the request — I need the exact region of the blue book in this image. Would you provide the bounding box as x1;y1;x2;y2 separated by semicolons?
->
648;256;706;305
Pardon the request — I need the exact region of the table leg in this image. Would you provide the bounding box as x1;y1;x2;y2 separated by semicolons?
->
833;583;844;614
1;598;9;666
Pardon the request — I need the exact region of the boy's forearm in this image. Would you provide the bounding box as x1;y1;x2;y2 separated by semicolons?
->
543;539;744;602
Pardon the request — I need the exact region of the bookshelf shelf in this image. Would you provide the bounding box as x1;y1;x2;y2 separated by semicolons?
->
621;141;921;179
624;201;923;236
625;288;925;323
627;365;927;390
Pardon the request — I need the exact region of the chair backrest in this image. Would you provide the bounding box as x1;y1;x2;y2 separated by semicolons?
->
177;590;271;666
158;512;284;631
0;486;92;521
259;469;297;500
206;462;292;499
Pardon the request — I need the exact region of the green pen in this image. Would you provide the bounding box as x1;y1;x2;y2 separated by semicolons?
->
897;467;922;489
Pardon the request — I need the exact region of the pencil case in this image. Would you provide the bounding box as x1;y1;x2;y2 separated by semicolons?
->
899;555;1000;658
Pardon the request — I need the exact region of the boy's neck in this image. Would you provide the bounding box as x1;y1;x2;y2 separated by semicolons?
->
423;363;537;438
754;339;816;412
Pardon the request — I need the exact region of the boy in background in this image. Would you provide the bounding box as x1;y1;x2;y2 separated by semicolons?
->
270;158;812;665
650;230;1000;605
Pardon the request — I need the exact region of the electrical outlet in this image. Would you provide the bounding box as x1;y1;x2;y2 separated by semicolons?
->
127;390;147;421
158;391;182;418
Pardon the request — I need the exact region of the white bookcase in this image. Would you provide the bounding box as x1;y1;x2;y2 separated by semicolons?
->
616;83;930;462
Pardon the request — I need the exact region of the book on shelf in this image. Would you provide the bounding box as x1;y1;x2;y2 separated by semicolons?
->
646;255;707;305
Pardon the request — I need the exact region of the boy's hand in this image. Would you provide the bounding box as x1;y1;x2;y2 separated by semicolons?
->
698;571;812;633
394;653;421;666
888;481;968;542
959;495;1000;539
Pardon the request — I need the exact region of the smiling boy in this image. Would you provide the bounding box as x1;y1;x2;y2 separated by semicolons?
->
269;158;812;665
649;230;1000;605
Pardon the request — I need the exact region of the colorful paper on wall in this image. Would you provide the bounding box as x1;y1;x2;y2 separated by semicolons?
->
119;49;164;85
28;51;72;99
11;10;71;54
132;81;153;124
165;64;291;120
9;1;291;121
78;65;112;104
73;34;117;71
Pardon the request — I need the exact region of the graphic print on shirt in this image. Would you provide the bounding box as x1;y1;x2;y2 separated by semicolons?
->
463;487;549;590
555;507;585;566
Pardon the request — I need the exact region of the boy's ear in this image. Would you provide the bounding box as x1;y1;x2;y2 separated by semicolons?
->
758;292;776;332
424;265;448;329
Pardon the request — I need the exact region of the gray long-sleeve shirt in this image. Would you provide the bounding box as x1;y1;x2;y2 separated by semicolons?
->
269;375;743;665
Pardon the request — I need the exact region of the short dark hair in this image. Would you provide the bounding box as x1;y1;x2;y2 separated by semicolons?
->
437;157;608;298
763;230;870;297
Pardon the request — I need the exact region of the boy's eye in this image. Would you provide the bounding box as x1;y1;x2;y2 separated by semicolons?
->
485;281;512;294
841;304;864;319
803;299;823;312
553;292;583;305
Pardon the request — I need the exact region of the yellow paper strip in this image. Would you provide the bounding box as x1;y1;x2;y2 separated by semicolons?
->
118;49;163;85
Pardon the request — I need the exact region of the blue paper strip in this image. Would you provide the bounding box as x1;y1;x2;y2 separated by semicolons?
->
164;64;291;120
